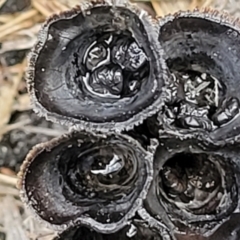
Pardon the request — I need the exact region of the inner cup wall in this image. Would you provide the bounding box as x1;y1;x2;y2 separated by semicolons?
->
33;6;160;122
24;134;149;226
159;17;240;101
159;152;226;215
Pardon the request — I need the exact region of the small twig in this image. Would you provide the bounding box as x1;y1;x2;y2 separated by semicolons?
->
0;9;38;36
2;196;29;240
32;0;54;17
19;125;67;137
176;0;188;10
58;0;80;8
0;119;31;136
0;226;5;232
151;0;164;16
0;17;42;40
0;173;17;186
0;0;6;8
13;94;31;112
189;0;199;9
33;232;58;240
0;36;36;54
0;14;15;23
202;0;214;8
52;0;69;11
0;60;27;130
0;185;19;196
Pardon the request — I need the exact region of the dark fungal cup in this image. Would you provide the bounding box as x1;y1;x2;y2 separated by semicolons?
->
54;218;173;240
17;131;154;233
157;9;240;144
27;0;169;132
144;136;240;237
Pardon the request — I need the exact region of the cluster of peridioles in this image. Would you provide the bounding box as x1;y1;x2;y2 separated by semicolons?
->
17;1;240;240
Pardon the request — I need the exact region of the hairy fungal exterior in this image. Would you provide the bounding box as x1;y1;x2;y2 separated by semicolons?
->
157;8;240;145
17;131;154;233
144;136;240;237
26;0;169;133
